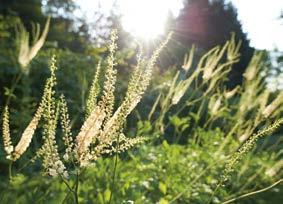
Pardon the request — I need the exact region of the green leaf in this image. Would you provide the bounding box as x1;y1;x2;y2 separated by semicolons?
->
189;112;200;122
169;115;190;131
159;182;167;195
11;174;26;187
104;189;111;202
159;198;169;204
162;140;169;150
4;87;16;99
98;192;104;204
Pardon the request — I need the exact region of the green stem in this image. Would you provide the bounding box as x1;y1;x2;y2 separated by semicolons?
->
109;152;119;204
6;72;23;105
109;134;121;204
206;183;221;204
61;176;79;204
169;157;228;203
221;179;283;204
0;72;23;119
60;174;77;204
236;167;264;193
169;160;218;203
8;161;13;181
74;171;79;204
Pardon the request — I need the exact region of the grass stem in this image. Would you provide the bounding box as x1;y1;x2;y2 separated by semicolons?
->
221;179;283;204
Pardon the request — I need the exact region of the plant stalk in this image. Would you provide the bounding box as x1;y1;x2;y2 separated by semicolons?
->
8;161;13;181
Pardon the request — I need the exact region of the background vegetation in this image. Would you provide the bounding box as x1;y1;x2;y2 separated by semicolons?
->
0;0;282;203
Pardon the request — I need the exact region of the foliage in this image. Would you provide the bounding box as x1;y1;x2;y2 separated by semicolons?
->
0;0;94;53
0;7;283;204
1;29;172;203
0;133;282;203
170;0;254;87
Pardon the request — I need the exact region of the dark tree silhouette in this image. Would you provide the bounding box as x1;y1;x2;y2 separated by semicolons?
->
0;0;93;53
173;0;254;87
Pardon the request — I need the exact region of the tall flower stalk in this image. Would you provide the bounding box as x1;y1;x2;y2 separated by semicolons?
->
1;30;171;202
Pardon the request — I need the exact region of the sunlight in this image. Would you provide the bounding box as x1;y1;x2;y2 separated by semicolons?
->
119;0;183;39
230;0;283;50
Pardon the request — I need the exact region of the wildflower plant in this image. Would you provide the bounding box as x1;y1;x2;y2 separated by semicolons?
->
16;17;50;73
1;26;282;204
1;30;172;203
2;79;45;162
1;17;51;119
135;34;283;202
223;118;283;181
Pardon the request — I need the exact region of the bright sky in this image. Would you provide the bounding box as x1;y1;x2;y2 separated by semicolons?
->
78;0;283;50
230;0;283;51
118;0;183;39
77;0;183;39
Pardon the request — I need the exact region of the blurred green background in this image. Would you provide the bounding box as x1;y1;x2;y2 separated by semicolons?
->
0;0;283;203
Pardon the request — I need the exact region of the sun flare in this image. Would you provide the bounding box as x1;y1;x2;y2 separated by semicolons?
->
119;0;183;39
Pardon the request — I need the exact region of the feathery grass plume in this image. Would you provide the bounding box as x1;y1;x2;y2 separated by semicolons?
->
171;79;186;105
16;17;50;73
227;33;241;61
15;55;60;162
259;90;271;113
243;52;264;81
99;29;118;122
262;92;283;118
204;46;240;95
237;133;248;143
86;61;102;117
265;160;283;177
239;76;263;114
161;71;180;111
2;52;61;161
59;94;74;161
236;52;267;126
102;133;147;155
202;43;228;80
145;34;182;129
148;92;161;121
176;35;239;98
223;118;283;181
171;45;198;105
99;32;173;143
171;69;199;105
36;56;68;178
12;105;43;161
224;86;239;99
117;133;147;152
239;83;258;113
182;45;195;72
208;95;222;116
124;44;144;98
74;30;120;166
74;32;172;166
75;107;106;166
2;106;13;160
148;32;173;71
167;36;240;116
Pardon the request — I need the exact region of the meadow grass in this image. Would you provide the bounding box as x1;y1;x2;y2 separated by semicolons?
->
1;27;283;204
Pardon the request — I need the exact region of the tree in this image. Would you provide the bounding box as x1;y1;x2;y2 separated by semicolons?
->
0;0;46;29
0;0;94;53
174;0;254;87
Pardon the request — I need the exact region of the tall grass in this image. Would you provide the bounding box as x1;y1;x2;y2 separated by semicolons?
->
1;25;283;203
1;29;172;203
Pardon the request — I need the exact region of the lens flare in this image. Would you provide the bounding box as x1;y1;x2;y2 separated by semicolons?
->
119;0;183;39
